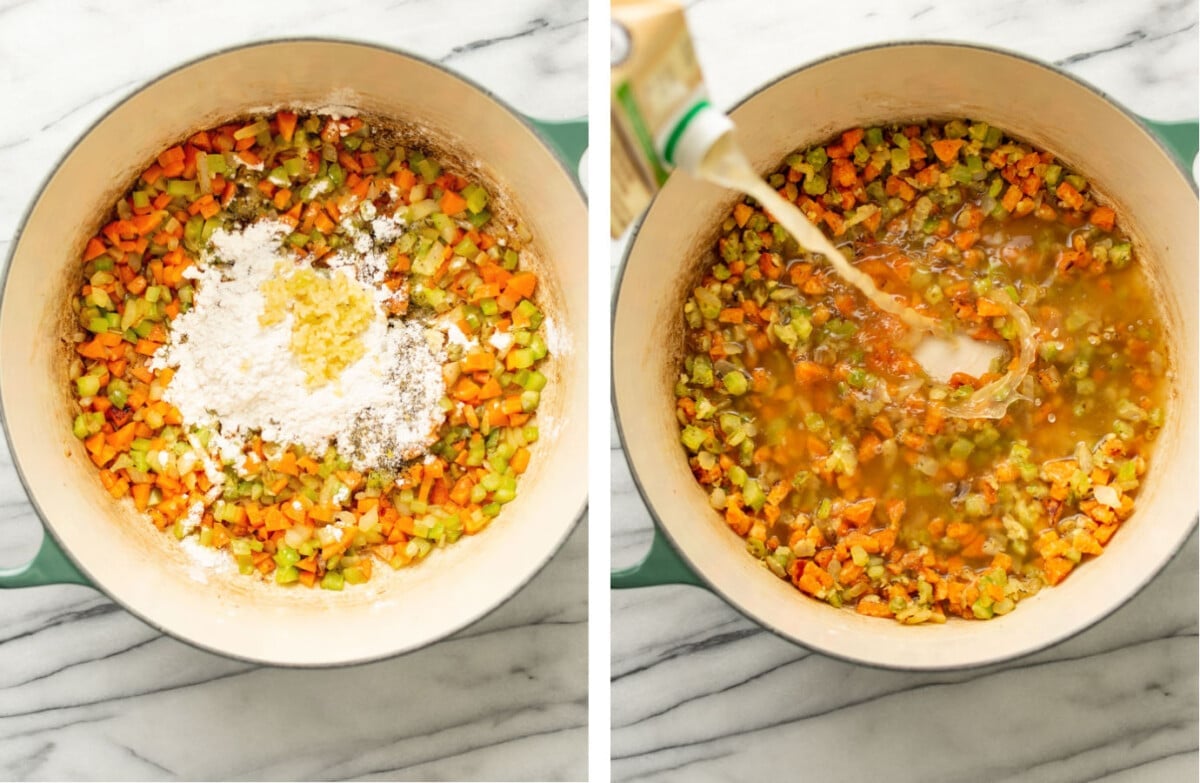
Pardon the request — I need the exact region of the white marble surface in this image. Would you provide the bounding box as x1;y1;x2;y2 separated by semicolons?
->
611;0;1199;780
0;1;586;780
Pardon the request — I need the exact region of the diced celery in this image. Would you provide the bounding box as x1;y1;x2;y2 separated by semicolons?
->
508;348;535;370
944;119;969;139
273;544;301;568
414;157;441;183
525;371;548;393
275;566;299;584
691;355;714;387
462;183;489;214
76;375;100;398
107;379;129;408
964;494;990;517
950;438;975;461
201;217;221;242
802;173;827;196
1109;243;1132;269
515;299;543;328
743;478;766;511
723;371;748;396
320;571;345;590
1065;310;1090;333
681;425;707;453
165;179;195;199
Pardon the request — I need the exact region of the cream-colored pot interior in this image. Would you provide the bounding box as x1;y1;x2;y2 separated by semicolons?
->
614;43;1197;669
1;41;586;666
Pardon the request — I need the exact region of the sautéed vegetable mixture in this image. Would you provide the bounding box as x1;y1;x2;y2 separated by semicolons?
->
676;119;1169;623
69;111;550;589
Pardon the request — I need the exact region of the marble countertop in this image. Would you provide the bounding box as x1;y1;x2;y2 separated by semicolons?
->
0;1;586;780
611;0;1198;780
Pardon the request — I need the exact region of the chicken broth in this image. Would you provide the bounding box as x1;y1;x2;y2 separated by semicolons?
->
676;119;1169;623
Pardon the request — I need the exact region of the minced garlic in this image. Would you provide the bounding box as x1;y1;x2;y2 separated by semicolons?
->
260;265;375;386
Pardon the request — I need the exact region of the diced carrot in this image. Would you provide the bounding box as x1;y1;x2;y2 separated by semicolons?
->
511;447;531;474
1089;206;1115;231
134;339;161;356
856;597;893;617
440;190;468;216
975;298;1007;318
842;498;876;527
477;377;503;400
276;111;298;142
462;350;495;373
131;211;165;236
1056;181;1085;210
453;377;481;403
157;146;185;168
83;238;108;262
505;271;538;299
931;138;964;163
718;307;745;324
793;361;829;385
1042;556;1074;586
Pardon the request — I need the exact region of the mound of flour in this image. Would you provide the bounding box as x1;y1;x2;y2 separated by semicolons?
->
151;220;446;470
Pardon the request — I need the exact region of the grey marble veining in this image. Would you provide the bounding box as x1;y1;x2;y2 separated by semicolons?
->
0;1;586;780
612;1;1198;780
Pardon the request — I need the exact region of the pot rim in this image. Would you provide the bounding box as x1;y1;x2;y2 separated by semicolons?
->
0;36;587;668
611;39;1198;672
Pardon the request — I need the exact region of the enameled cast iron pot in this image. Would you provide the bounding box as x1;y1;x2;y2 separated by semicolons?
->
0;40;587;666
613;42;1198;670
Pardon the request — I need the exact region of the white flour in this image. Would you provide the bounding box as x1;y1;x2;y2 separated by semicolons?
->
152;219;447;471
179;535;233;582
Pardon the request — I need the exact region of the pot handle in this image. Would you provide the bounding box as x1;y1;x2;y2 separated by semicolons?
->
526;117;588;181
0;530;90;588
611;526;706;589
1140;117;1199;181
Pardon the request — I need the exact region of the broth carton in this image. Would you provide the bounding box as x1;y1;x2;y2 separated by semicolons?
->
611;0;732;236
